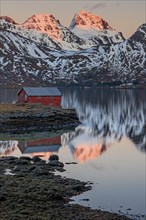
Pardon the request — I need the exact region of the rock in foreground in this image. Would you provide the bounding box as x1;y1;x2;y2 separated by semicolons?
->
0;156;131;220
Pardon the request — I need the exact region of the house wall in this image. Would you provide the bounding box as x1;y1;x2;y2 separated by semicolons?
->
18;89;61;106
27;136;61;147
18;89;27;102
27;96;61;106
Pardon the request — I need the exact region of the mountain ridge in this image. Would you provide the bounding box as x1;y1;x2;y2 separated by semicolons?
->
0;11;146;87
0;11;124;49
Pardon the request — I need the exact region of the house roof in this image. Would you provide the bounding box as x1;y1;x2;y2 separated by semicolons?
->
23;145;61;154
18;87;61;97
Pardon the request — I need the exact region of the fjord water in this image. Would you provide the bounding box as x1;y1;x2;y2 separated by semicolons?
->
0;88;145;219
0;88;18;103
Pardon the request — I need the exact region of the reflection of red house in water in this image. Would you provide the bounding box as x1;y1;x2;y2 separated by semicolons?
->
18;136;61;160
18;87;62;106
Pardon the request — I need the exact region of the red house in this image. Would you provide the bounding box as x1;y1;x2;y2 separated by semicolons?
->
18;87;61;106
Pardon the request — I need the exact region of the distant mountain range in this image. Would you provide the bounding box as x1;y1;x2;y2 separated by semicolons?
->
0;11;146;86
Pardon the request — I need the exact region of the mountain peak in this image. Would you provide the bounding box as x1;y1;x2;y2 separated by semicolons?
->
69;10;124;44
129;23;146;44
0;16;16;24
69;10;113;31
21;13;61;39
23;13;59;25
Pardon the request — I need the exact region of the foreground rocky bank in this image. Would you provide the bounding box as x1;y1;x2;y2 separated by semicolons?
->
0;104;79;135
0;104;133;219
0;156;131;220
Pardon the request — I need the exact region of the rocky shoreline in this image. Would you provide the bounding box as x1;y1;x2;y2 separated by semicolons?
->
0;104;79;135
0;156;131;220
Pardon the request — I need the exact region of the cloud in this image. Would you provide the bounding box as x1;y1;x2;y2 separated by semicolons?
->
90;3;107;11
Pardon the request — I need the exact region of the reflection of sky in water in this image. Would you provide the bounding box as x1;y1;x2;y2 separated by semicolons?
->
0;88;146;219
0;134;145;219
59;137;146;219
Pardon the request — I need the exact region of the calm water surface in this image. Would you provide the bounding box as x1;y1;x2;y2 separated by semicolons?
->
0;88;145;219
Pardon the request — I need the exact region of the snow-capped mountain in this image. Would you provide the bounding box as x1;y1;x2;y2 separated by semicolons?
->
0;14;91;51
0;11;146;86
0;17;61;50
0;29;65;85
0;15;86;50
21;14;88;50
0;11;124;51
69;11;124;45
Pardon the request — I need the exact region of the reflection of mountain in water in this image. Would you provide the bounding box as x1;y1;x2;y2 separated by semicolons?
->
61;125;112;163
61;88;146;154
0;140;19;156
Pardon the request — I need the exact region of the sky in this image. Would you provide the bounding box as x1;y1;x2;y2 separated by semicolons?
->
0;0;146;38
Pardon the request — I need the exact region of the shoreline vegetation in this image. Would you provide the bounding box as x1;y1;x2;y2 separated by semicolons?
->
0;104;132;219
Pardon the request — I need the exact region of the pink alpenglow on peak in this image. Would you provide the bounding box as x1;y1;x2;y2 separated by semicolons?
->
69;10;114;31
69;10;124;44
21;14;61;40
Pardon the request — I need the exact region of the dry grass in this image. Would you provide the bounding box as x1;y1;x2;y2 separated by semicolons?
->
0;104;26;112
0;103;65;113
0;103;48;112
